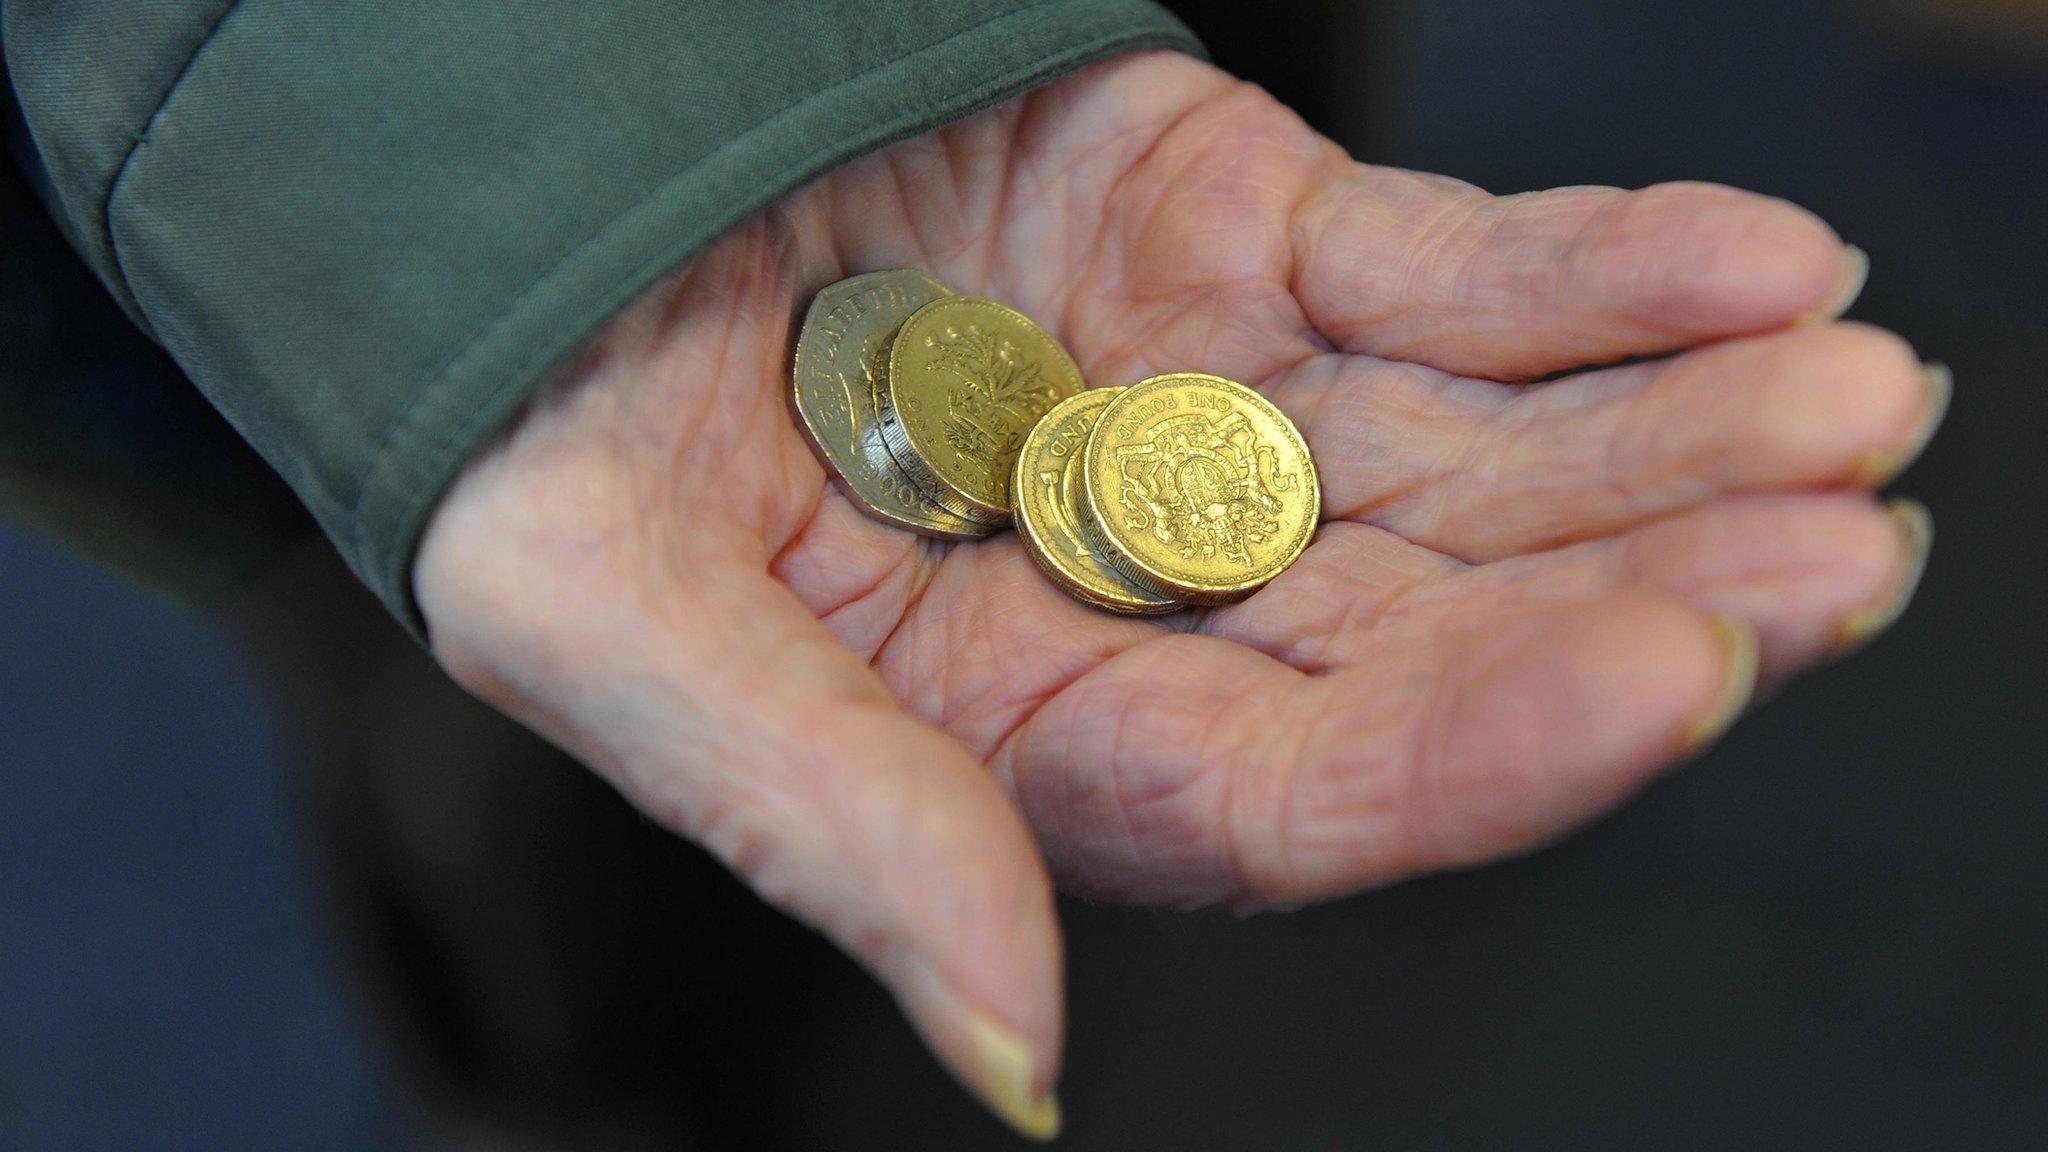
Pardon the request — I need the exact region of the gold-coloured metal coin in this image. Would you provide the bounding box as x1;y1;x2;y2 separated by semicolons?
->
1013;389;1181;615
879;296;1086;524
791;271;991;540
1083;373;1320;604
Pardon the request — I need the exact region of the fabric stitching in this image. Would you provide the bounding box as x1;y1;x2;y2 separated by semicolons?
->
101;0;246;330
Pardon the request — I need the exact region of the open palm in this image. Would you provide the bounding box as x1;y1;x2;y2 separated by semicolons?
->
415;52;1938;1136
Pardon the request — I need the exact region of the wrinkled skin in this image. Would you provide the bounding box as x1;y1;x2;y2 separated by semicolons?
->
415;53;1937;1134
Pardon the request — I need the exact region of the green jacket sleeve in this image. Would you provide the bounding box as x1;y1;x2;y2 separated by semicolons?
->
3;0;1201;636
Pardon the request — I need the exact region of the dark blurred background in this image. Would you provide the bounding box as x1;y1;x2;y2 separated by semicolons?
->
4;2;2044;1149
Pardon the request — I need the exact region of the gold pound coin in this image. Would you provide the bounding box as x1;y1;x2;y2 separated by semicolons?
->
791;271;991;540
1013;389;1182;615
879;296;1086;524
1083;373;1320;605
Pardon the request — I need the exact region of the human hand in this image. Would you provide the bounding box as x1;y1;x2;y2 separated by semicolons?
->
414;52;1941;1137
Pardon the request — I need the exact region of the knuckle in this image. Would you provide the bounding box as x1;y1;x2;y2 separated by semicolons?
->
674;784;799;908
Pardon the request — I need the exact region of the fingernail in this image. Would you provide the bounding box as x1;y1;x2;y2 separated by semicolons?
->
1835;498;1934;655
1684;616;1760;753
963;1010;1063;1141
1853;362;1951;487
1800;244;1869;325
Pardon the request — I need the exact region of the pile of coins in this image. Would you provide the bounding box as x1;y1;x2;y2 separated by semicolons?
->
792;271;1320;610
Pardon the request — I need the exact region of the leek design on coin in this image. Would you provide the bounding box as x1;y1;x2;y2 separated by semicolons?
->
790;270;991;540
1012;388;1181;615
1083;373;1321;604
878;297;1086;525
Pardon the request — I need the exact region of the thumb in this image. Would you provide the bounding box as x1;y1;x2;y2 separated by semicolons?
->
726;684;1067;1141
474;584;1067;1140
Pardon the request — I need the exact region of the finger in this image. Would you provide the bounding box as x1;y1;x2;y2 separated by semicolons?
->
1290;171;1863;379
1208;493;1924;689
1267;323;1944;562
444;575;1068;1140
1001;591;1755;909
1251;593;1755;903
1431;493;1932;686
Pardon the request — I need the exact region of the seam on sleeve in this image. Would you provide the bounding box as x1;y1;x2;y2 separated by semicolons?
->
100;0;245;335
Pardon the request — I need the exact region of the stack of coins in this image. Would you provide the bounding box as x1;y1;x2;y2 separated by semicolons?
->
792;271;1320;610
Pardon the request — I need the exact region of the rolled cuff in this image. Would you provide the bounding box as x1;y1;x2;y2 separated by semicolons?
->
94;0;1202;638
